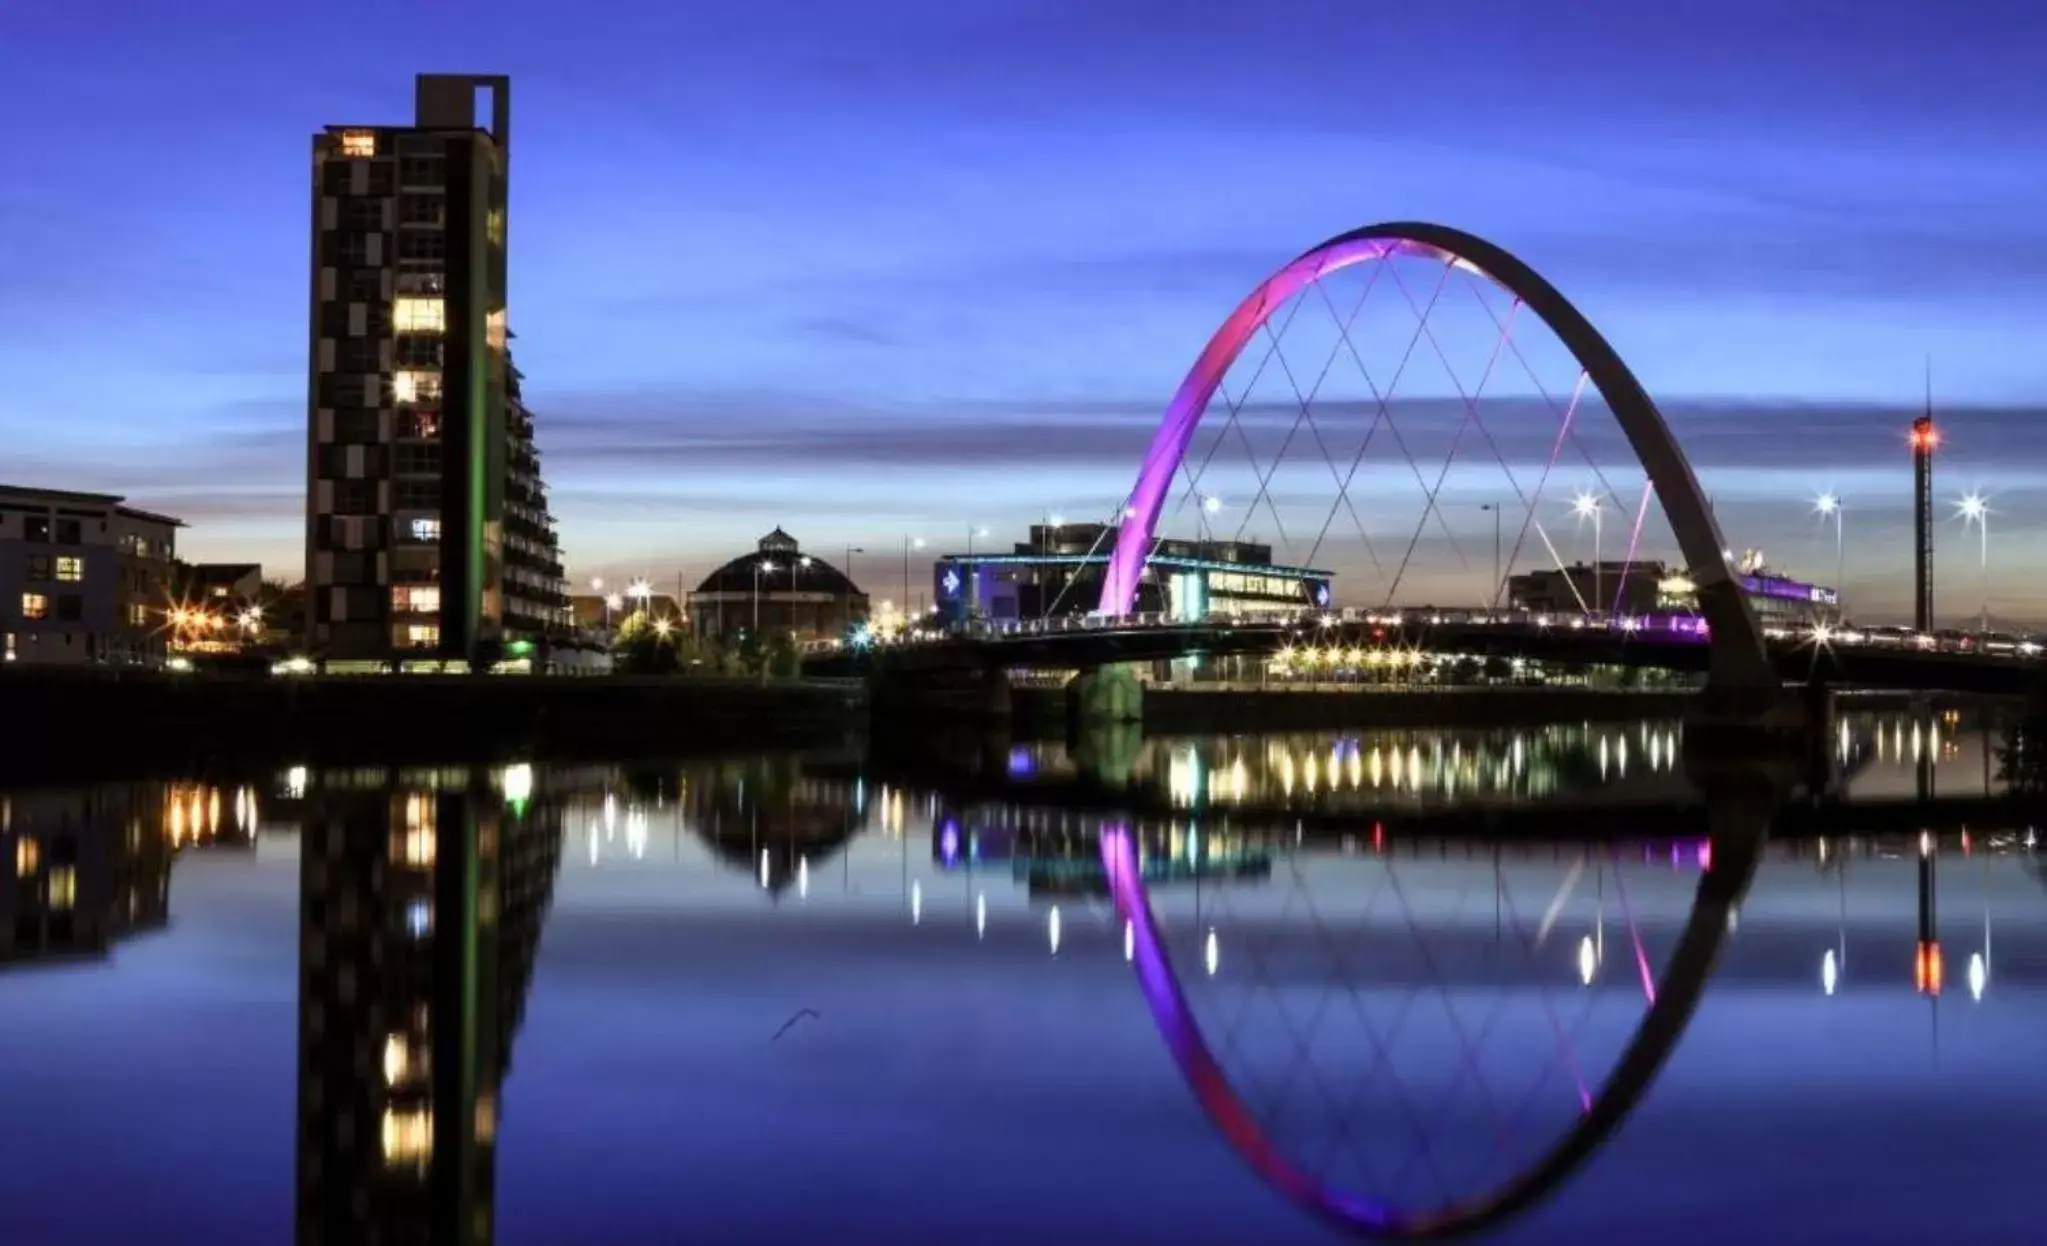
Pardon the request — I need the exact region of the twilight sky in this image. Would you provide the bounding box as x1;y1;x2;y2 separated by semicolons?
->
2;1;2044;622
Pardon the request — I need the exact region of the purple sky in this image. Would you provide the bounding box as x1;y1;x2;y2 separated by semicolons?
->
2;1;2044;621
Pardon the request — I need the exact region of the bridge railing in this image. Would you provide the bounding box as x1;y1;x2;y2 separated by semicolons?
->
796;606;2045;665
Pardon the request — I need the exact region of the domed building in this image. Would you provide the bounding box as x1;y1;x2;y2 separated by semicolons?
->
688;528;868;643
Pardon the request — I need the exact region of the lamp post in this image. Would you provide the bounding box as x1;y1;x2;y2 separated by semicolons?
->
843;545;865;636
1814;492;1844;610
1478;503;1501;610
1571;492;1605;615
1957;492;1989;633
902;536;925;627
965;525;990;617
792;555;812;637
754;560;777;635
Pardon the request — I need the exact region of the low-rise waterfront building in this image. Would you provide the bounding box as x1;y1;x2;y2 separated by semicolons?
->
0;483;181;667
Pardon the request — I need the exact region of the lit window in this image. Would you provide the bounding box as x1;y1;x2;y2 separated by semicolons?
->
126;603;148;626
475;1094;498;1144
409;517;442;541
20;593;47;620
339;130;377;158
487;309;507;351
406;898;432;938
380;1106;432;1166
393;297;446;333
407;624;440;647
47;865;76;911
393;585;441;613
393;371;442;404
14;835;38;877
383;1033;414;1085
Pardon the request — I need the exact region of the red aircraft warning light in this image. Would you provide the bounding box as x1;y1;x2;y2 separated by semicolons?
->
1910;418;1939;452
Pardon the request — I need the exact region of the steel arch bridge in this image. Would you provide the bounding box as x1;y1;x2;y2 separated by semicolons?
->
1098;221;1775;711
1021;223;1794;1240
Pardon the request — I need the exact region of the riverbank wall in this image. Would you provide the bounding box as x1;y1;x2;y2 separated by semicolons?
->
0;670;867;781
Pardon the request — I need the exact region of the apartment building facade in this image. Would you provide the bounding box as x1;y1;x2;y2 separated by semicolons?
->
307;74;565;668
0;483;179;667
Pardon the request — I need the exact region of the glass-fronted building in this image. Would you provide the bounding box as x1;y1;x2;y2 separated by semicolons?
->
934;522;1332;625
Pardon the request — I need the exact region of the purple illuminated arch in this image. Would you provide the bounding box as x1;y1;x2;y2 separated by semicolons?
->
1097;222;1773;699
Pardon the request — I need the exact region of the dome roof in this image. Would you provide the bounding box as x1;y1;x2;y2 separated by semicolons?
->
693;528;866;597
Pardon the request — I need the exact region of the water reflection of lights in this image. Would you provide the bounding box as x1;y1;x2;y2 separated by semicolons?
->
1822;949;1839;996
1048;906;1062;955
603;793;618;838
1123;919;1135;962
757;848;770;889
626;809;649;859
910;880;923;925
1969;953;1987;1001
500;762;533;804
1577;935;1598;986
797;856;809;899
1204;928;1219;977
975;892;986;939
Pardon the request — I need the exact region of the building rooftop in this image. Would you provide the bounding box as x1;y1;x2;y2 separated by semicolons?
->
0;483;185;527
692;529;865;598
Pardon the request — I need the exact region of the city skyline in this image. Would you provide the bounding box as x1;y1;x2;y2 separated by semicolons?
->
3;2;2045;620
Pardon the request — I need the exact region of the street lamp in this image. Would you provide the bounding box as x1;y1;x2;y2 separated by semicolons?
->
792;555;813;637
1478;503;1501;610
964;525;991;617
1957;491;1990;632
602;592;623;631
843;545;866;635
754;560;777;634
1814;492;1844;601
902;536;925;620
1571;491;1605;614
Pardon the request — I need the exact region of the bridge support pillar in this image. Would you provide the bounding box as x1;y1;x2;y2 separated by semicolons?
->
1684;680;1810;777
1068;664;1144;729
1802;685;1839;801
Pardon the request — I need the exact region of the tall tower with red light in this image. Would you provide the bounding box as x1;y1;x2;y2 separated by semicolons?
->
1911;414;1936;633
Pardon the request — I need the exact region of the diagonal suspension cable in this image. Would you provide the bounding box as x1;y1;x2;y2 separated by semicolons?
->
1381;280;1518;609
1231;266;1393;569
1305;260;1463;586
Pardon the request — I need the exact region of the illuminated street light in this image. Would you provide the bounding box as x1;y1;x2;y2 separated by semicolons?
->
1814;492;1844;602
1956;492;1991;632
753;560;777;634
1571;492;1606;615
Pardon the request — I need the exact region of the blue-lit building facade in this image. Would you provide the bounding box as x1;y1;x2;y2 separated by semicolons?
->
934;522;1332;625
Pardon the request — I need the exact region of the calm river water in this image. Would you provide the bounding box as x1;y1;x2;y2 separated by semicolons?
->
1;712;2040;1244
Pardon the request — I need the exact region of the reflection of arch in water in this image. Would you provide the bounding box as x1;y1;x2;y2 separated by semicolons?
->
1101;781;1772;1240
